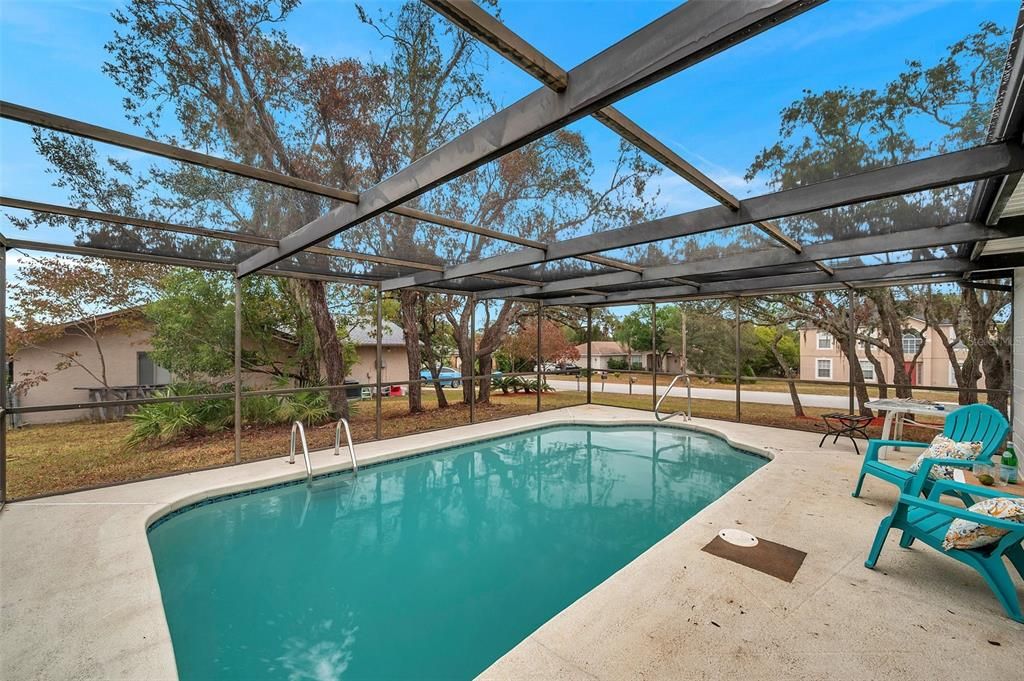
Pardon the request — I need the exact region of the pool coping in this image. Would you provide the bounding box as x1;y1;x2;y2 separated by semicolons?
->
1;405;781;681
139;409;778;534
144;418;773;534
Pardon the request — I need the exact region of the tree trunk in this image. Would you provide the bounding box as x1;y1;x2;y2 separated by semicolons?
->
928;318;978;405
962;287;1011;415
843;340;872;417
452;302;474;405
477;354;493;402
400;290;424;413
301;280;348;419
869;291;913;397
452;300;519;406
417;296;450;408
862;342;888;400
982;346;1009;416
429;366;449;408
769;334;804;418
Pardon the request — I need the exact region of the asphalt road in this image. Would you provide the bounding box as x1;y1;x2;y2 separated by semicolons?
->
546;378;849;409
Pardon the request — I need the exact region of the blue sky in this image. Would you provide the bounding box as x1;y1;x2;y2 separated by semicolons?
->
0;0;1019;262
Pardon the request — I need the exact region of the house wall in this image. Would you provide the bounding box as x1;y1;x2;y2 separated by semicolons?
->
13;326;410;424
12;326;156;424
349;345;410;386
1013;269;1022;454
589;355;618;371
586;354;655;372
798;320;979;391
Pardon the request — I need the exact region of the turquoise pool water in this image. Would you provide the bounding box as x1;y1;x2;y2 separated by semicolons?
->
148;424;764;680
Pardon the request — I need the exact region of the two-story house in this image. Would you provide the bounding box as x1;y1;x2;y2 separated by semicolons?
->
798;317;978;388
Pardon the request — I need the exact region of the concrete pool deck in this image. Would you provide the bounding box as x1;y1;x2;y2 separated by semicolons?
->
1;405;1021;680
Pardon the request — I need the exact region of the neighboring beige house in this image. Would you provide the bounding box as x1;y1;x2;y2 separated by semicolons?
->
10;316;167;425
574;341;656;371
10;314;409;425
342;322;409;387
798;317;979;388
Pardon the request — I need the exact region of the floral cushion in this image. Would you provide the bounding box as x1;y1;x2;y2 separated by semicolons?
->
943;497;1024;550
906;435;983;480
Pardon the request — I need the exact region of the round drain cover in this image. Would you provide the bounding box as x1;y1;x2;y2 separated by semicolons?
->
719;528;758;547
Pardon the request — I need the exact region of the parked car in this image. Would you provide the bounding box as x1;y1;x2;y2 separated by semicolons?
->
533;362;581;376
420;366;462;388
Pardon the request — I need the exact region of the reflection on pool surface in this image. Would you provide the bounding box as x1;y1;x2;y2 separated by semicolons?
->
148;424;765;680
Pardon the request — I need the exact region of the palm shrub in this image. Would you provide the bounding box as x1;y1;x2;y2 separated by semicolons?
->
127;382;346;449
240;393;280;425
126;382;232;448
522;379;555;394
276;389;333;425
492;375;525;394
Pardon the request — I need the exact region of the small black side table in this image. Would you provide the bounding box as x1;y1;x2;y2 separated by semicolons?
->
818;413;873;456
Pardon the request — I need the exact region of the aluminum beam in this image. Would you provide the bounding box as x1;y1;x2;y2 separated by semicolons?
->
422;1;808;258
5;238;387;288
0;101;556;255
6;238;237;272
969;8;1024;226
3;196;559;287
0;101;361;203
578;253;644;273
0;196;448;272
422;1;568;91
475;219;1020;299
238;0;821;275
385;142;1024;290
591;106;812;256
543;259;976;306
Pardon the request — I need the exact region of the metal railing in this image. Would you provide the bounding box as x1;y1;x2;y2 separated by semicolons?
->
655;374;692;422
335;418;358;474
288;421;312;484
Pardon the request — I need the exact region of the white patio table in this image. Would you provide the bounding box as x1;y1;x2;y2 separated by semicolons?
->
865;398;961;459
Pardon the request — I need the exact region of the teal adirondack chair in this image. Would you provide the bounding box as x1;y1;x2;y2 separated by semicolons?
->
865;478;1024;623
851;403;1009;500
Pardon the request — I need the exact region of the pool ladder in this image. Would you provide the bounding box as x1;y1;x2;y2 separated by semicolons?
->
288;418;359;485
655;374;692;422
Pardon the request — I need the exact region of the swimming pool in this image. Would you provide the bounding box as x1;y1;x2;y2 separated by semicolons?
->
148;424;765;680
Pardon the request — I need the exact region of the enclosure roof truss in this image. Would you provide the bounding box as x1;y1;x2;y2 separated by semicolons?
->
2;0;1023;305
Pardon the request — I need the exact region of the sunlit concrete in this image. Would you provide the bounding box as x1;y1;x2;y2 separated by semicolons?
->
482;409;1024;681
1;406;1020;681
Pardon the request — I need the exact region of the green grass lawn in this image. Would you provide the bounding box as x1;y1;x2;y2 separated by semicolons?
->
6;388;938;500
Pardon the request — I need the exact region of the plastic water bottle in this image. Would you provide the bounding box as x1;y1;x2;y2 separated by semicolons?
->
1000;443;1018;484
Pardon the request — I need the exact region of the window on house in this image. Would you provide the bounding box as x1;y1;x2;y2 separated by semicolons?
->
859;360;874;381
816;358;832;379
816;332;833;350
902;332;922;356
137;352;171;386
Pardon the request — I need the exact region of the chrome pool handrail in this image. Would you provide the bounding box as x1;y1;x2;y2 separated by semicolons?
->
289;421;313;484
334;418;358;474
655;374;692;422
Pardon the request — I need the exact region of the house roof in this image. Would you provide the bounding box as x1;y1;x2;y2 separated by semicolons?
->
575;341;650;356
343;322;405;347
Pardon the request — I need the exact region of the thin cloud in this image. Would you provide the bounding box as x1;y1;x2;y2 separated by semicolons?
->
786;1;950;51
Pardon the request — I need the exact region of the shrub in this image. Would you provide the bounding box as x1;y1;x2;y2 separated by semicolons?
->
127;382;342;449
276;389;333;425
241;394;280;425
126;382;232;448
492;375;524;394
521;379;554;393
